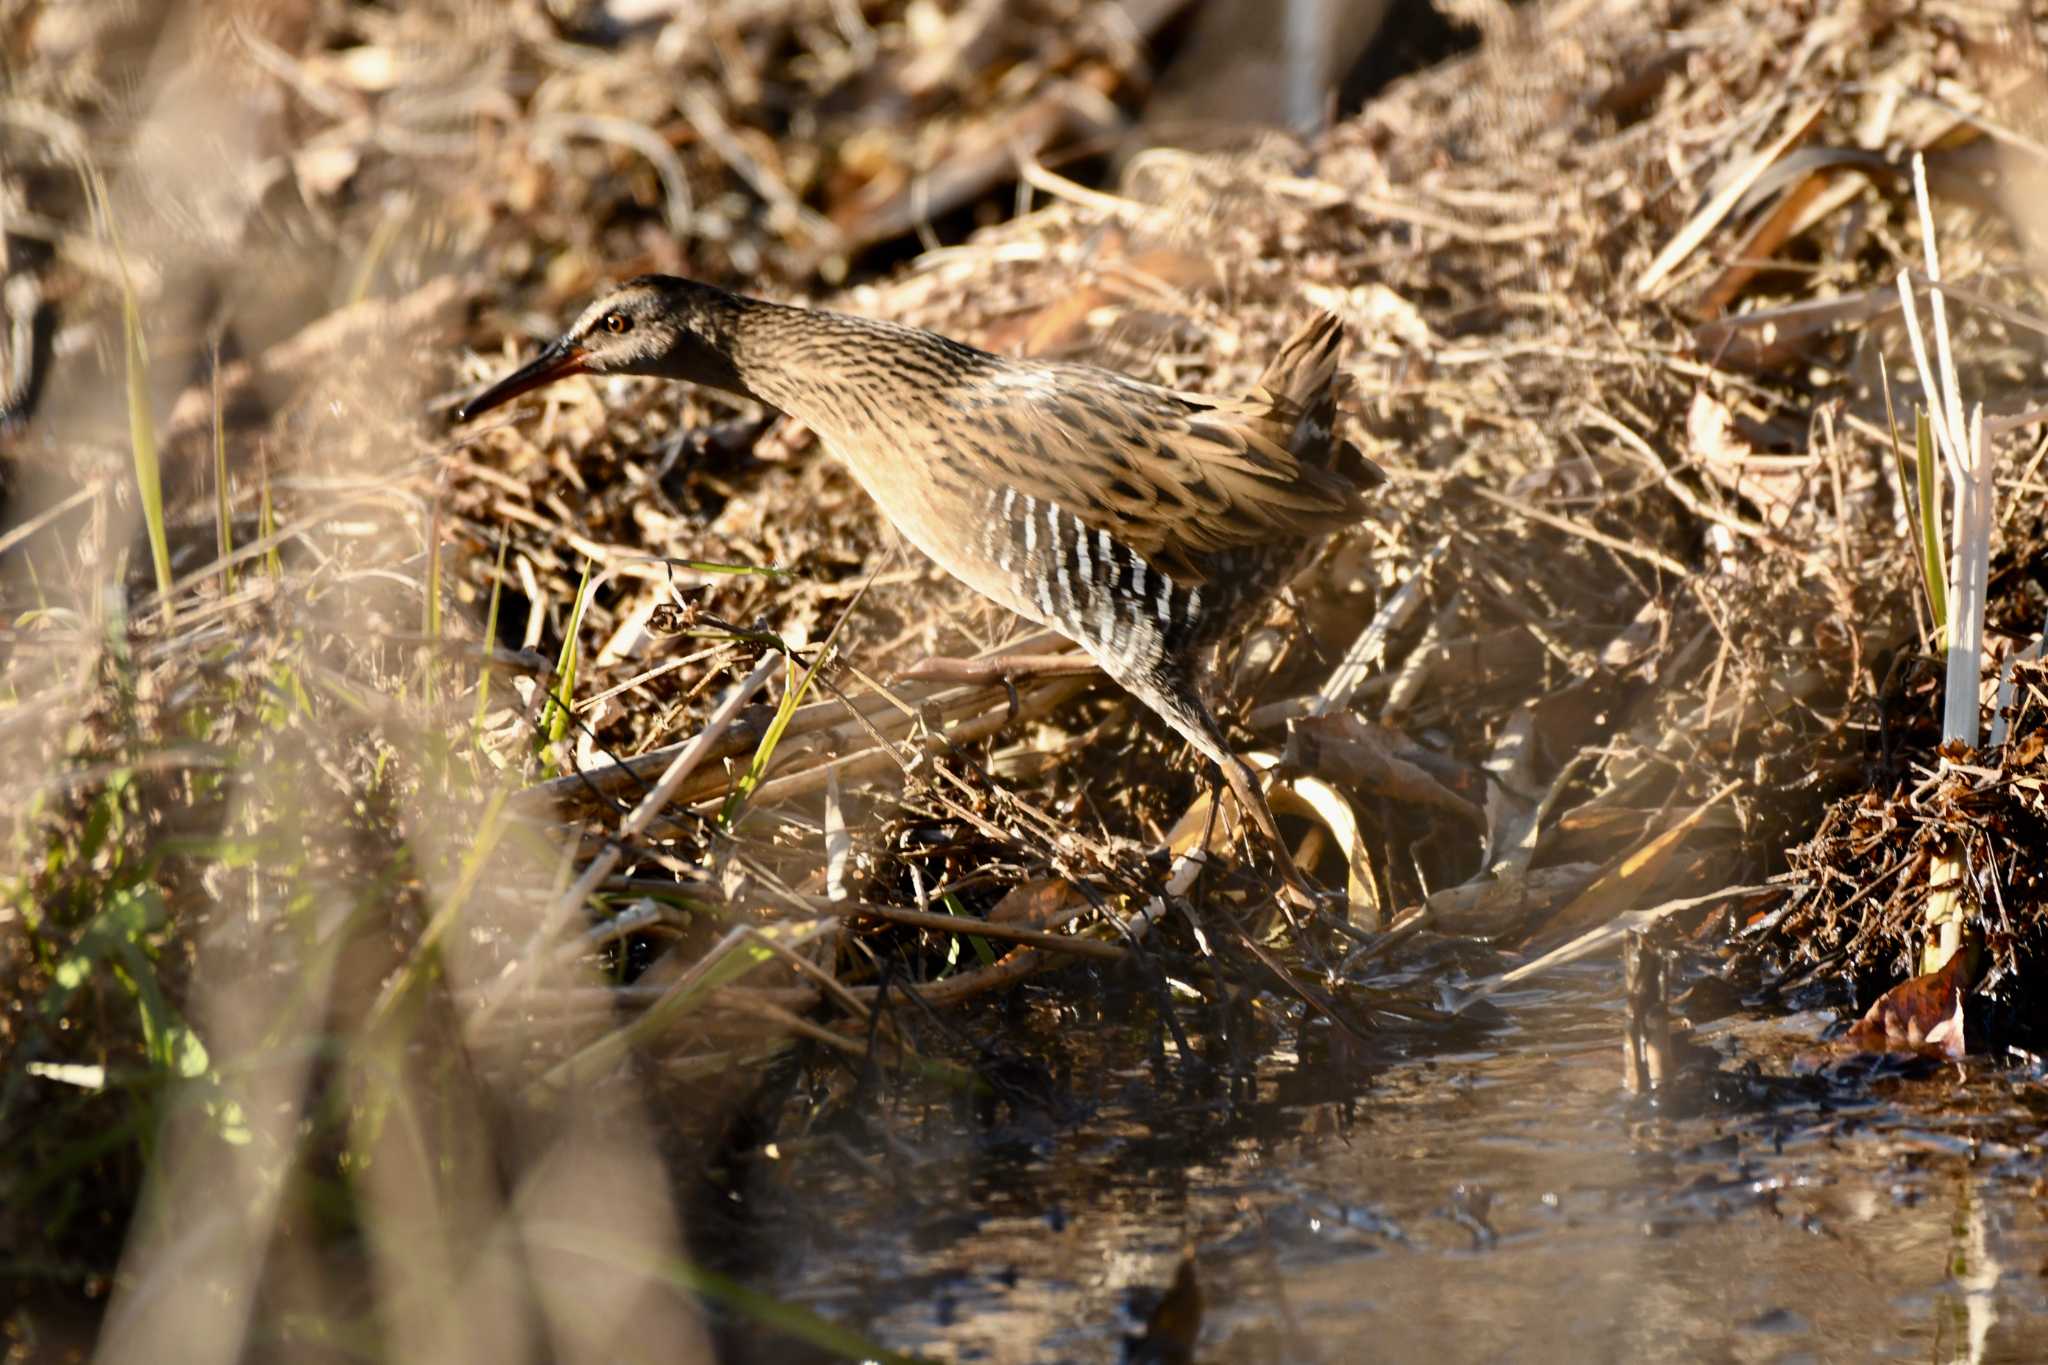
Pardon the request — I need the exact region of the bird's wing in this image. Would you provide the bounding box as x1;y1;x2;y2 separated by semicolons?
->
944;313;1378;583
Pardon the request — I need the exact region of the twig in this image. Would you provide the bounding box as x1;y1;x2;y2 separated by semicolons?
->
1636;96;1828;298
0;479;106;559
1311;535;1449;717
1468;484;1692;578
473;654;785;1028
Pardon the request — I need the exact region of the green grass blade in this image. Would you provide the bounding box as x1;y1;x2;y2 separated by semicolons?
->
80;164;172;618
940;891;997;968
719;644;831;828
122;302;171;614
660;557;793;579
99;228;172;616
539;557;593;769
719;576;872;827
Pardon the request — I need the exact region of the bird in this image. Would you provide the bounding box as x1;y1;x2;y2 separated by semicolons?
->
456;276;1384;902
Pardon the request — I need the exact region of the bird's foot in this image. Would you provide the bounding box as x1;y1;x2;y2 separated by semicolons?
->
1217;752;1334;912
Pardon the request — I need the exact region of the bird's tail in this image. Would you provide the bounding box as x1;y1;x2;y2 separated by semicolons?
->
1259;310;1386;492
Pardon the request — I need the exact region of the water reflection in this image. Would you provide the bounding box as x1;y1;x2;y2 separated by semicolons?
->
747;964;2048;1362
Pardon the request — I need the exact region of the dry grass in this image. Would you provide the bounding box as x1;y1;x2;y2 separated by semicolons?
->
6;0;2048;1356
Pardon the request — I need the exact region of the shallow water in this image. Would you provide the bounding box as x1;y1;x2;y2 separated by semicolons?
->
748;963;2048;1363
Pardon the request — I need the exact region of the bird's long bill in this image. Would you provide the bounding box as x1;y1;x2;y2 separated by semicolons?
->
455;339;589;421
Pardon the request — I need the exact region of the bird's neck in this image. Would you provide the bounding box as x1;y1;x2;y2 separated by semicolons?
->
718;298;983;434
719;298;824;414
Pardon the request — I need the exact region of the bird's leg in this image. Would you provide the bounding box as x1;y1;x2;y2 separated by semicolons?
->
1200;761;1227;857
893;653;1104;686
1218;752;1322;912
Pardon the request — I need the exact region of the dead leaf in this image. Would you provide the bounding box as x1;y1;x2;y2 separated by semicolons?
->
1842;936;1983;1058
988;877;1088;928
1530;781;1742;942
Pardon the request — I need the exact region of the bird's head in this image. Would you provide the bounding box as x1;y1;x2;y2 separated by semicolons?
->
456;276;746;421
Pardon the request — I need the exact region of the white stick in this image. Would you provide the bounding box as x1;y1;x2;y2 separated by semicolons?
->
1898;153;1995;747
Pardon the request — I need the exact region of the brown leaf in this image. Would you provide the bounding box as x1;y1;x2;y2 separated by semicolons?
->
1842;939;1983;1059
1531;781;1741;942
987;876;1088;928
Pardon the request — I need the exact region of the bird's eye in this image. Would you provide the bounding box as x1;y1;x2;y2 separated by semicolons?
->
603;313;631;335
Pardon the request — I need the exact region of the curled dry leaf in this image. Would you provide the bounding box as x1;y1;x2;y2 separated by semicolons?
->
1264;761;1379;918
1841;936;1983;1059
